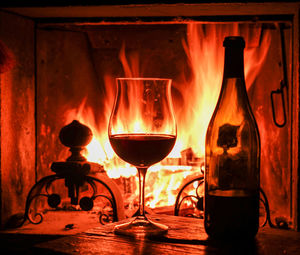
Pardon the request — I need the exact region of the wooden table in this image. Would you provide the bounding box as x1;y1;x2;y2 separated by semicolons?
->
34;215;300;254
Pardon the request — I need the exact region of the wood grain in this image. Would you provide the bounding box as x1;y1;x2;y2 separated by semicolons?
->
35;214;300;254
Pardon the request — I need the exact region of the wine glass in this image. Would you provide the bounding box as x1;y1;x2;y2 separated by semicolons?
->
108;78;177;237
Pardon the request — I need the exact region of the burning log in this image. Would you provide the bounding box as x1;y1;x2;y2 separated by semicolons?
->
161;148;204;167
180;147;195;165
180;147;204;167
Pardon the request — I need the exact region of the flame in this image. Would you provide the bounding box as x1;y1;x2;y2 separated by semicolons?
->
64;23;271;210
171;24;225;157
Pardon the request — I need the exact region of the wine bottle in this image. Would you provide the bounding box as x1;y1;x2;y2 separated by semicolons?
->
204;36;260;239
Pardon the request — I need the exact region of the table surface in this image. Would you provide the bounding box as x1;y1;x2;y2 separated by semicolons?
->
34;214;300;255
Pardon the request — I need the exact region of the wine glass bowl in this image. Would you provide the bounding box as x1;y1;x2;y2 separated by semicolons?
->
109;134;176;167
108;78;176;237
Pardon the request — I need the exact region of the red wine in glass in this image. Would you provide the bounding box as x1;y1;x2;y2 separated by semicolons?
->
109;134;176;167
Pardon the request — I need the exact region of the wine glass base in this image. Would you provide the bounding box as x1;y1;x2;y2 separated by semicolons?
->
114;216;168;238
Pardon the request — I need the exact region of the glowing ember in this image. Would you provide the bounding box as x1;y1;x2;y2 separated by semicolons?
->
64;23;271;210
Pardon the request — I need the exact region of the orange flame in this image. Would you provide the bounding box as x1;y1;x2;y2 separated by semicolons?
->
64;23;271;209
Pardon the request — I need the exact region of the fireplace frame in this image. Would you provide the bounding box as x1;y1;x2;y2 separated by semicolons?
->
0;2;299;230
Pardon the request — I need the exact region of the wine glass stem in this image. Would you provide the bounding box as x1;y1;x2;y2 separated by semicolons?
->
137;167;147;218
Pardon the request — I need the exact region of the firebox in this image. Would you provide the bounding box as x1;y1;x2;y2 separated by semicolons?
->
0;2;299;231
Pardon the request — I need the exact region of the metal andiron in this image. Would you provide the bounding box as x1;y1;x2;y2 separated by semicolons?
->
174;174;289;229
21;120;118;226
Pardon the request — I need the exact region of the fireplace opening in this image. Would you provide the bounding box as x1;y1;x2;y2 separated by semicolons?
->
35;20;293;223
0;3;299;232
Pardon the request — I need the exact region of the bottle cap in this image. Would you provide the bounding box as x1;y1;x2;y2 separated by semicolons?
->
223;36;245;48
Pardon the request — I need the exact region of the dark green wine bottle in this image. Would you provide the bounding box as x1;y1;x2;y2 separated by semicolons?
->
204;36;260;240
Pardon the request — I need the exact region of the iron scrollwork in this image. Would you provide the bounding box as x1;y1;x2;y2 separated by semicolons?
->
20;162;118;227
23;174;63;225
174;176;204;218
174;175;272;228
17;120;120;227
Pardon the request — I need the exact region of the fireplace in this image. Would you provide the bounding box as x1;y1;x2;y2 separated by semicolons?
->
0;2;299;231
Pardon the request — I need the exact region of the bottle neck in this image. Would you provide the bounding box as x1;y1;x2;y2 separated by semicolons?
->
223;47;245;79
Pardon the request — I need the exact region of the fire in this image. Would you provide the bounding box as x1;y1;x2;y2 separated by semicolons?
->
64;23;271;210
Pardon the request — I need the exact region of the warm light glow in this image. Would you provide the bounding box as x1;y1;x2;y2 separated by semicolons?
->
64;23;271;210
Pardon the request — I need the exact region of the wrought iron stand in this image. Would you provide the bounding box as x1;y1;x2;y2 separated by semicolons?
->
21;120;118;226
174;175;275;228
